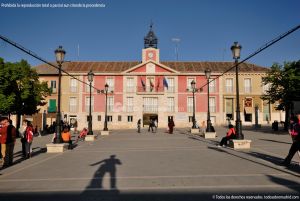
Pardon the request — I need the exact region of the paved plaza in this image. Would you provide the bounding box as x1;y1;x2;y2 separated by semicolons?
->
0;126;300;201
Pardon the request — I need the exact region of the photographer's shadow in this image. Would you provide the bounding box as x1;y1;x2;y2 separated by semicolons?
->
88;155;122;190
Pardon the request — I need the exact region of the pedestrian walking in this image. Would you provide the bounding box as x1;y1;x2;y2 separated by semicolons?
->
153;119;157;133
0;119;2;162
281;112;300;166
19;120;27;158
289;116;300;165
168;117;175;134
148;119;154;133
218;124;236;147
25;121;34;159
137;119;141;133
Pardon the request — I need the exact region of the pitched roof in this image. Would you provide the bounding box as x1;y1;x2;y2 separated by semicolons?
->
161;61;268;73
34;61;268;75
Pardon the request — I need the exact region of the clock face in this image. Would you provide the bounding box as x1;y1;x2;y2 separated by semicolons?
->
148;52;154;59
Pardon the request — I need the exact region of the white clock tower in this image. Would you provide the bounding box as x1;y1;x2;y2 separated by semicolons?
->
142;24;159;63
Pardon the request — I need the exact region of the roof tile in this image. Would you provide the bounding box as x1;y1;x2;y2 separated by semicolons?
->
34;61;268;74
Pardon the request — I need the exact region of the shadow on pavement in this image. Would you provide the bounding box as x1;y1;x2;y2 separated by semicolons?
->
248;151;300;174
1;147;47;170
267;175;300;193
258;138;292;145
87;155;122;190
207;146;300;177
1;190;299;201
242;126;288;135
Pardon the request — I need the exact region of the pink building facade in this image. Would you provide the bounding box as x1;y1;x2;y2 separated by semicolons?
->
35;27;270;130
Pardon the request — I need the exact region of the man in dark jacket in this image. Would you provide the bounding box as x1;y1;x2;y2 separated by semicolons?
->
281;112;300;166
6;119;16;166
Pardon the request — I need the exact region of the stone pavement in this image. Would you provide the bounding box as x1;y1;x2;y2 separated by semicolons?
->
0;126;299;201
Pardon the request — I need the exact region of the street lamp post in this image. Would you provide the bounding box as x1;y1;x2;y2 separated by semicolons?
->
103;83;109;131
205;68;215;132
191;80;197;129
231;42;244;139
87;70;94;135
54;46;65;143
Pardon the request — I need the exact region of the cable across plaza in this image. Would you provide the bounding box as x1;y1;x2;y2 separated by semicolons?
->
0;24;299;91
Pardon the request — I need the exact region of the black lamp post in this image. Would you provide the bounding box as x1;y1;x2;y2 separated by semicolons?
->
191;80;197;129
87;70;94;135
54;46;65;143
205;68;215;132
231;42;244;139
103;83;109;131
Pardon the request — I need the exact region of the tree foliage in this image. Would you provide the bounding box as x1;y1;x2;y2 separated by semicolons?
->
261;60;300;108
261;60;300;129
0;58;51;116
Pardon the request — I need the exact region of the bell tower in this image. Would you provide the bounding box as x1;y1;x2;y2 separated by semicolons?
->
143;23;160;63
144;23;158;49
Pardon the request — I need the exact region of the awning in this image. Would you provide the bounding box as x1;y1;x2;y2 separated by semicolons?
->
244;107;253;114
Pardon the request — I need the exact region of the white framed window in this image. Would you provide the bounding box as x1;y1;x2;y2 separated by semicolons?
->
187;97;194;113
225;78;233;93
209;97;216;113
85;81;94;93
106;77;114;92
167;97;175;112
85;96;94;112
50;80;57;93
108;96;114;112
143;97;158;112
166;78;175;93
187;78;195;91
126;77;135;93
209;79;216;93
69;97;77;113
70;78;78;93
127;97;134;112
244;78;252;93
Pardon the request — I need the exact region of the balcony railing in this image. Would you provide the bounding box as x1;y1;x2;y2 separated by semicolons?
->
136;86;165;94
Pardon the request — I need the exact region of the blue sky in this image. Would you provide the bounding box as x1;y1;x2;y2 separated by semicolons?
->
0;0;299;67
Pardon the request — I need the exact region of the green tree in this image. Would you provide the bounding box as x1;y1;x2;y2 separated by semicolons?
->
261;60;300;130
0;58;51;132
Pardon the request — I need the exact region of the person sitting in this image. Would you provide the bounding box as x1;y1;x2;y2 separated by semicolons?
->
62;127;72;149
200;121;206;135
219;124;236;147
76;128;88;142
